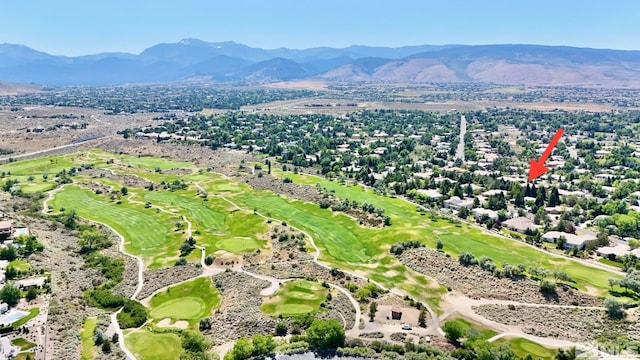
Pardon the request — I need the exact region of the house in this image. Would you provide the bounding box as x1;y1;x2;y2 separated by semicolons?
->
390;306;402;320
16;276;47;289
472;208;499;221
443;196;474;210
544;206;566;215
542;231;597;250
596;244;631;260
416;189;443;199
0;221;12;238
502;217;536;233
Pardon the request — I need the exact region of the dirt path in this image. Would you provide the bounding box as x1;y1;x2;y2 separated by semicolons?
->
0;136;109;163
214;192;442;334
439;292;606;321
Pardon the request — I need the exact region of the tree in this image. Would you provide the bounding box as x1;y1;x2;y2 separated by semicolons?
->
0;284;20;306
306;319;345;350
5;265;17;280
227;337;254;360
275;322;288;336
0;245;17;261
443;321;464;344
553;270;574;283
458;252;477;266
604;298;625;319
251;334;276;356
418;308;427;328
59;209;77;229
181;331;209;354
556;235;567;250
204;256;214;266
26;288;38;301
457;206;470;219
369;301;377;322
199;318;212;331
539;280;556;294
436;239;444;251
547;187;560;207
101;339;111;353
555;347;576;360
94;328;105;345
79;230;109;254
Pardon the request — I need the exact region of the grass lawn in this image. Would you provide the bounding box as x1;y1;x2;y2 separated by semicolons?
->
141;190;267;255
505;337;557;359
125;329;182;360
445;317;497;340
11;308;39;328
599;258;624;270
261;280;328;317
0;156;74;177
14;353;36;360
80;317;98;360
11;337;36;351
9;260;31;272
265;170;622;297
148;277;221;327
10;151;622;307
52;185;184;268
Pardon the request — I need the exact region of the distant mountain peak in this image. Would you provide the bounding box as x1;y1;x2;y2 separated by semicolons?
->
1;41;640;86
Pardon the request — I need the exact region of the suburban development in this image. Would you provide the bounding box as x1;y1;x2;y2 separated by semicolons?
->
1;2;640;359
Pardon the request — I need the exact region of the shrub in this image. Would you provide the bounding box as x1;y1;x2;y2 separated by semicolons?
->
306;319;345;350
117;300;147;328
458;252;477;266
539;280;557;294
390;240;423;255
442;321;464;344
275;322;288;336
604;298;625;319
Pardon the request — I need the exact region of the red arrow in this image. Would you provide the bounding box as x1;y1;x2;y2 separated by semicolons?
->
528;128;564;182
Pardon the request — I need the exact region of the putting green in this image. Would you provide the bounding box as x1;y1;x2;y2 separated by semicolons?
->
289;292;320;300
125;330;181;360
149;297;205;320
261;280;327;317
217;237;262;253
147;277;221;327
507;338;557;359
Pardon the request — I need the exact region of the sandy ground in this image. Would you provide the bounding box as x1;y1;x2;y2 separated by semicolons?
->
157;318;189;329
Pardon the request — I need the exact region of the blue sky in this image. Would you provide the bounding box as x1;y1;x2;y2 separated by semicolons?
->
2;0;639;55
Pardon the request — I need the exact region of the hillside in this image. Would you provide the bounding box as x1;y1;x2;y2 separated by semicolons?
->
1;40;639;87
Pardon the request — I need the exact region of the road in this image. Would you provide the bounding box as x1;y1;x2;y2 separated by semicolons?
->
40;172;609;358
0;136;108;163
455;115;466;161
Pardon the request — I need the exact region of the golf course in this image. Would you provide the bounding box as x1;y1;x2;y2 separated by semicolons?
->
260;280;328;317
147;277;221;328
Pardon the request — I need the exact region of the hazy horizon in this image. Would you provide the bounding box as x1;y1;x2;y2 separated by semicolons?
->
2;0;640;56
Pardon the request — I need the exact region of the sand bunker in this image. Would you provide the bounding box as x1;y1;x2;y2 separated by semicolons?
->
156;318;189;329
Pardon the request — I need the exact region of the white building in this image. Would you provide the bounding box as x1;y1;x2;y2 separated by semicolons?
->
542;231;597;250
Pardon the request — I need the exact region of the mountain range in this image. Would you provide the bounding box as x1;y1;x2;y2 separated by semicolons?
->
1;39;640;87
